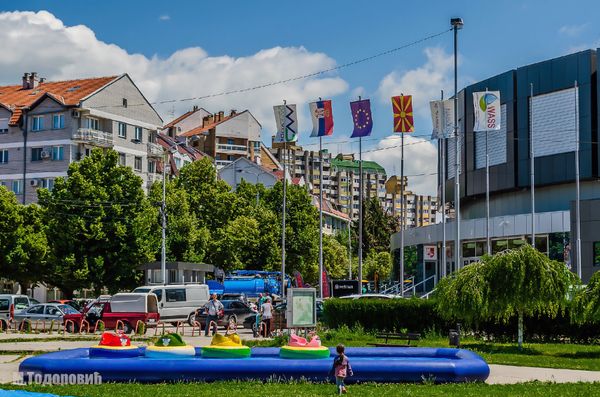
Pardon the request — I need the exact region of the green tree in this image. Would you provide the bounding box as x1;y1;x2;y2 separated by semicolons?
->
38;149;155;297
148;179;209;263
363;251;393;280
353;196;399;256
263;181;319;283
435;245;577;348
211;215;260;271
323;235;350;280
572;271;600;324
0;187;48;291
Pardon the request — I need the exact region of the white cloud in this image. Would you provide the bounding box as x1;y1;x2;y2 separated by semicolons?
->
158;15;170;21
363;134;438;196
559;24;587;37
0;11;348;137
376;47;453;120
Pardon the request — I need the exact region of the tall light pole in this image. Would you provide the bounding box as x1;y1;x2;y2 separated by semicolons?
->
451;17;463;272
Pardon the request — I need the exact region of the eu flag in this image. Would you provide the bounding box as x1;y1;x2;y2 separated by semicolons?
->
350;99;373;138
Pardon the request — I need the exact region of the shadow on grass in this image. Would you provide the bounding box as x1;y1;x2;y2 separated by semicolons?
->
553;351;600;359
461;343;541;356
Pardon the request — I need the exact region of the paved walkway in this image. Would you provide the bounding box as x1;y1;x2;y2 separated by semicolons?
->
487;364;600;384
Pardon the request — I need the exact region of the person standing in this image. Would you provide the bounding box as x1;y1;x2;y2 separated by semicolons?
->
260;297;273;337
330;344;353;394
204;293;223;336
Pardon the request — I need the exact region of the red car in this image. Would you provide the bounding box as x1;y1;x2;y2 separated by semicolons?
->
63;293;159;334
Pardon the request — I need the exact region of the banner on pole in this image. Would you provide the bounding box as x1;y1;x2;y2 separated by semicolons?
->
350;99;373;138
429;99;454;139
309;100;334;137
473;91;501;132
392;95;414;133
273;104;298;143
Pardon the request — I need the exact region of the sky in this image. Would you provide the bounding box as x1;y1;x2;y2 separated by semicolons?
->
0;0;599;195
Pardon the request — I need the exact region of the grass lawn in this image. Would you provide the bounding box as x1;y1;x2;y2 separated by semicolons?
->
5;381;600;397
247;330;600;371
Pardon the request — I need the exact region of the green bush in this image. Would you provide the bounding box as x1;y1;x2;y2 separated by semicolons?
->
323;298;450;333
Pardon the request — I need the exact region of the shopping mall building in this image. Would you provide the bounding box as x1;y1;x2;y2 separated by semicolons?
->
391;49;600;289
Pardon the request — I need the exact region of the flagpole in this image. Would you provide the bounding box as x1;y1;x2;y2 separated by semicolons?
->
440;90;447;278
485;88;491;256
530;83;535;249
574;80;581;279
451;18;463;271
348;176;352;279
281;100;287;299
358;135;363;295
319;135;324;299
399;94;405;295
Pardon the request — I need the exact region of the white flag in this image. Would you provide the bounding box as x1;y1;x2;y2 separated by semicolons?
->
473;91;501;132
273;104;298;143
429;99;454;139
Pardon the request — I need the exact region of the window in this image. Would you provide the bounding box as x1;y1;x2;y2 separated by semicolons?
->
0;298;8;311
594;242;600;267
51;146;64;161
227;138;234;145
31;148;43;161
0;150;7;164
118;122;127;138
134;156;142;171
52;113;65;129
0;118;8;133
134;126;142;142
31;116;44;131
148;160;156;173
118;153;126;166
86;117;99;131
27;305;44;315
150;289;163;302
14;297;29;309
42;178;55;191
165;288;186;302
122;98;128;108
12;180;22;194
45;306;60;316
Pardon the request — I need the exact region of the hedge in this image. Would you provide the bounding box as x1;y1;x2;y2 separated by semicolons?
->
323;298;600;343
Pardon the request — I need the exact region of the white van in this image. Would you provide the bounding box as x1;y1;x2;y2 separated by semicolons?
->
0;295;32;329
132;284;209;325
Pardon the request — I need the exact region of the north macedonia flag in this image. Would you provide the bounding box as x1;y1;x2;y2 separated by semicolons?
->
392;95;414;133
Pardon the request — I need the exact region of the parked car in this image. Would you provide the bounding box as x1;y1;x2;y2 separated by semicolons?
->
194;300;257;330
132;284;210;325
339;293;399;300
0;294;32;329
48;299;84;312
63;293;159;334
13;303;79;326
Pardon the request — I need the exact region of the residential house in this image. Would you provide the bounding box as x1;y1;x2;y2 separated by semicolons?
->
0;72;163;202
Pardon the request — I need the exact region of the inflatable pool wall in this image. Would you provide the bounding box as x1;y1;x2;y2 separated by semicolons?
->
20;347;489;383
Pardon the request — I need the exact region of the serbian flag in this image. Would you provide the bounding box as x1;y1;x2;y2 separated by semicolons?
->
350;99;373;138
392;95;414;133
309;100;334;137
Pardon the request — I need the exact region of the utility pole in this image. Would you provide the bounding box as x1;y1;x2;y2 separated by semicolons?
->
451;17;463;272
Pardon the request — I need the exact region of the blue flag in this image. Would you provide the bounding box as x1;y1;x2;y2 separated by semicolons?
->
350;99;373;138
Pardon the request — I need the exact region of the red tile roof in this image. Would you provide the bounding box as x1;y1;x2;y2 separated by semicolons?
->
0;76;117;125
312;196;351;221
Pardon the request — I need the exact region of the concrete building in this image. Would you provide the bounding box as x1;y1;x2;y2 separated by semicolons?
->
270;141;333;197
311;195;351;236
391;48;600;286
180;110;262;169
0;73;163;202
385;175;438;227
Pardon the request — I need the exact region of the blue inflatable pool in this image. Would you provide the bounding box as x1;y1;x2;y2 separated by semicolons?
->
19;347;489;383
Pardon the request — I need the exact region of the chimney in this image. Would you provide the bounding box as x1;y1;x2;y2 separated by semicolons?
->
22;73;30;89
230;109;237;117
202;114;214;127
218;111;225;121
193;105;198;111
29;72;40;89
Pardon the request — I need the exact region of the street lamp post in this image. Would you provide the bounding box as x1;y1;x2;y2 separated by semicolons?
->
451;17;463;272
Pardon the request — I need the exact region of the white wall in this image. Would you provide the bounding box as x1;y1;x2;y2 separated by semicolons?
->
216;112;261;141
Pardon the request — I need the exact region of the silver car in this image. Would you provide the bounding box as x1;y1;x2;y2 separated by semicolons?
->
13;303;79;325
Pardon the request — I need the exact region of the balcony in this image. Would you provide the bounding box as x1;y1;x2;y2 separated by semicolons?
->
215;160;233;169
147;142;164;157
72;128;113;147
216;143;248;154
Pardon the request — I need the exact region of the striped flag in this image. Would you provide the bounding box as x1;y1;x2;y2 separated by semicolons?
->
309;100;334;137
392;95;414;133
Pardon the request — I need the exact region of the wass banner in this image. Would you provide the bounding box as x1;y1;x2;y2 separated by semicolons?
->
473;91;501;132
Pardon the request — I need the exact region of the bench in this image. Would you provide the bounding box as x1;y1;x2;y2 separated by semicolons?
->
367;332;421;347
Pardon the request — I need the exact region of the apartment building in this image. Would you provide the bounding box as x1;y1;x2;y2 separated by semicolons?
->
179;110;262;169
385;175;438;227
269;141;333;197
330;154;388;220
0;73;164;203
161;105;210;138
